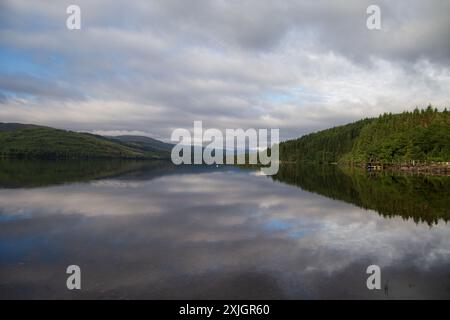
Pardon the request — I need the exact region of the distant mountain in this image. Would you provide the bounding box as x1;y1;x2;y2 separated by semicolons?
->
280;106;450;165
0;123;171;160
106;135;173;153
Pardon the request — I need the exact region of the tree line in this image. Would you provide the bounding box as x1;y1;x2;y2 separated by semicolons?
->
279;106;450;165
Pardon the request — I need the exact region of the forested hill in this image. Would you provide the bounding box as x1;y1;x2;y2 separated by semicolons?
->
279;118;372;163
0;124;171;159
280;106;450;165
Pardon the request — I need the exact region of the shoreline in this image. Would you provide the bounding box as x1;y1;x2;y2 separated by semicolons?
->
382;164;450;175
279;161;450;176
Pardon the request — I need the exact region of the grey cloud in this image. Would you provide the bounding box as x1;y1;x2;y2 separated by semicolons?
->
5;0;450;62
0;0;449;141
0;74;83;100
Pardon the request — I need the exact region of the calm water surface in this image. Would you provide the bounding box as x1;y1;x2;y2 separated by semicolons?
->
0;160;449;299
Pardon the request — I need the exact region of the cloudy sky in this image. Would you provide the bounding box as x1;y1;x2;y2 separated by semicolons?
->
1;0;449;141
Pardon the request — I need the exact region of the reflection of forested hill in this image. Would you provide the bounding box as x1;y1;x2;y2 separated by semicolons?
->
272;164;450;225
0;160;173;188
0;159;237;189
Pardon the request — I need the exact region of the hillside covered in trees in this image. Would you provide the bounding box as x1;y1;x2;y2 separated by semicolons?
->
0;124;171;159
280;106;450;165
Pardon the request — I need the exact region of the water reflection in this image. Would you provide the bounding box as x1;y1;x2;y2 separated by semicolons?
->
0;160;450;299
273;164;450;225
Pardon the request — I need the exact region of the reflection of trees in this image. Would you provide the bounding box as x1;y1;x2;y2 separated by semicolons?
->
272;164;450;225
0;159;174;188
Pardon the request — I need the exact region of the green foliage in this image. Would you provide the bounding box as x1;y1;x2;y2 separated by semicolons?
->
0;126;170;159
279;118;373;163
280;107;450;164
350;107;450;164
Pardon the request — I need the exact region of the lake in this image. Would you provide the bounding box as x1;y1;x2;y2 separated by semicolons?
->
0;160;449;299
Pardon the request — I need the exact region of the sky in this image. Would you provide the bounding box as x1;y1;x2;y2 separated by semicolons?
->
0;0;449;142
